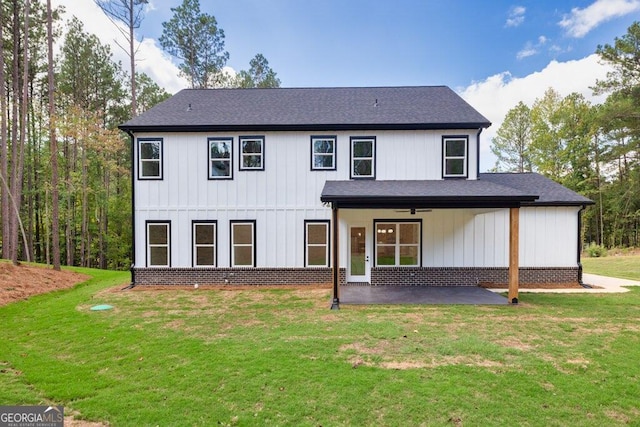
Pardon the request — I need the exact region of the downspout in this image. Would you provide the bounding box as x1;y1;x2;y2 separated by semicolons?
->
124;129;137;289
476;128;483;178
577;204;590;288
331;203;340;310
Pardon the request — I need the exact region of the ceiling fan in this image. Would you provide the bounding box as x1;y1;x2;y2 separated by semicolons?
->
393;208;432;215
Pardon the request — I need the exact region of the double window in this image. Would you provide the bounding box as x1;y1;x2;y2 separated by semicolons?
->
230;221;256;267
239;136;265;170
138;139;163;179
350;137;375;179
208;138;233;179
442;136;468;178
146;221;170;267
375;221;421;267
310;136;336;170
193;221;216;267
305;221;330;267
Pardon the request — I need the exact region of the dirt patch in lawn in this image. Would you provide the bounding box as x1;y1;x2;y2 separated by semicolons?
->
0;262;90;306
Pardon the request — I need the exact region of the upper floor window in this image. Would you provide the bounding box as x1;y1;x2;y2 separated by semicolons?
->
146;221;170;267
350;136;376;179
239;136;265;171
138;139;163;180
375;221;421;267
311;136;336;170
442;136;468;178
209;138;233;179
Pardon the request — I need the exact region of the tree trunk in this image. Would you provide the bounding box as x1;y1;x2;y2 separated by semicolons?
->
47;0;61;270
0;1;9;260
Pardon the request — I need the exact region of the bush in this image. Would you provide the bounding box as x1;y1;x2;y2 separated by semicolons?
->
586;242;607;258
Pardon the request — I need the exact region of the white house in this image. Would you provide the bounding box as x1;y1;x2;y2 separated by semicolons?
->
120;86;592;304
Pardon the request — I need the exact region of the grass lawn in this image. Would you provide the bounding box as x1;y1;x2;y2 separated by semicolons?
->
582;255;640;281
1;262;640;426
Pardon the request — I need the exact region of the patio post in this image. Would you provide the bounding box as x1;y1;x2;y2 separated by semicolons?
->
330;204;340;310
509;207;519;304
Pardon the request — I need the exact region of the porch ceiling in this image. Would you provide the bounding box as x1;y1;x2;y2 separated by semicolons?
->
321;179;538;209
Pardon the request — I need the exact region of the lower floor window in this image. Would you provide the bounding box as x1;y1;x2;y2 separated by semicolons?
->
305;221;330;267
375;221;420;267
193;221;216;266
231;221;256;267
147;221;170;267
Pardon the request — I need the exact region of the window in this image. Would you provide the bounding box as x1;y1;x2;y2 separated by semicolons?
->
311;136;336;170
305;221;330;267
146;221;170;267
193;221;216;267
443;136;468;178
209;138;233;179
138;139;162;179
239;136;264;170
350;137;375;179
375;221;421;267
231;221;255;267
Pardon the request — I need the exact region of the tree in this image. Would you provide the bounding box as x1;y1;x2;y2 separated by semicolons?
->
46;0;60;270
136;72;171;113
594;21;640;141
94;0;148;117
490;101;533;172
235;54;281;88
159;0;229;88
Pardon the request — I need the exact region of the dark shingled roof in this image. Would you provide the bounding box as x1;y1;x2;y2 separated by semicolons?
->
119;86;491;132
479;173;594;206
321;173;593;208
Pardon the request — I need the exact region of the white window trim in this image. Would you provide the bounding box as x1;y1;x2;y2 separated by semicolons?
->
311;136;336;170
305;221;330;267
193;221;216;267
350;137;375;179
231;221;256;267
442;136;468;178
138;139;162;180
239;136;265;171
374;221;421;267
208;137;233;180
147;222;170;267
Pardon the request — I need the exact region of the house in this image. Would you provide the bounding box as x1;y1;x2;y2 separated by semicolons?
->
119;86;593;305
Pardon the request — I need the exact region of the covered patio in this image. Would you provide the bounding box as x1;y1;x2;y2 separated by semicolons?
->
321;179;540;309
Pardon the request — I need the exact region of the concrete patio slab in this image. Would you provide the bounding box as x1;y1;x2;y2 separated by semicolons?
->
339;285;508;305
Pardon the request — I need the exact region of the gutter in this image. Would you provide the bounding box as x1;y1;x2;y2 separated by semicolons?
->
577;204;590;288
126;129;137;289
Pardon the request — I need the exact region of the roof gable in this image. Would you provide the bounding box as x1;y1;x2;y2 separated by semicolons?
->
120;86;491;132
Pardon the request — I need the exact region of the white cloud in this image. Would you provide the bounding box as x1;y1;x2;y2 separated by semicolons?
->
458;54;611;171
506;6;526;27
559;0;640;38
517;45;538;59
52;0;187;94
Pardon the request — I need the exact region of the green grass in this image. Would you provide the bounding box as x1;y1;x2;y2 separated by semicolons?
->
1;261;640;426
582;255;640;281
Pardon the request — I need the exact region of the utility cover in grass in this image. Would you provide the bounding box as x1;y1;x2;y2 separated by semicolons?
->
90;304;113;311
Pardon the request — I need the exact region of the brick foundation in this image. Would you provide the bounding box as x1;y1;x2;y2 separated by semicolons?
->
133;267;332;286
133;266;579;287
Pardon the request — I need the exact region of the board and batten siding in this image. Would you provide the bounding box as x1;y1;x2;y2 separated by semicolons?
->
133;130;479;268
340;207;579;268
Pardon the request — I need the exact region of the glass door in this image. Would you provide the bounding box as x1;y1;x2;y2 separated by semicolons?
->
348;225;370;282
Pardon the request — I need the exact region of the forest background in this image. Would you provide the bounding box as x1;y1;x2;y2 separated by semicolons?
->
0;0;638;270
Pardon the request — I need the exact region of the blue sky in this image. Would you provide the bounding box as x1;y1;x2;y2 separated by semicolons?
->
137;0;638;89
54;0;640;170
